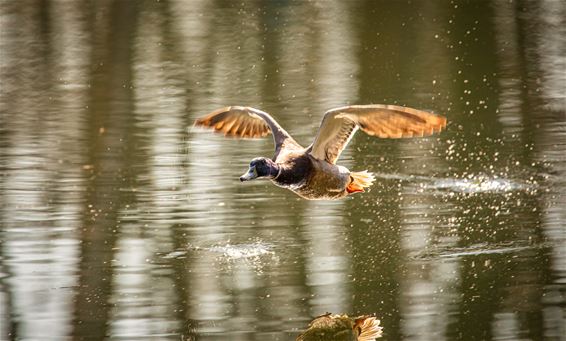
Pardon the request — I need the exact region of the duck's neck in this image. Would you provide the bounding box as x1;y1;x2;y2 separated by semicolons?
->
269;163;281;179
272;159;310;187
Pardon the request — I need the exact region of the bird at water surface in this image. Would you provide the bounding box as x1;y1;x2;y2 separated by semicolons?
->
194;104;446;200
296;313;383;341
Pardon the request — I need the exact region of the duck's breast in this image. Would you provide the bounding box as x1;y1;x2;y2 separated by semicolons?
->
290;157;351;200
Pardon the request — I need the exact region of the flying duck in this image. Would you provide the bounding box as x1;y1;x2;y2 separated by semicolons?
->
194;104;446;200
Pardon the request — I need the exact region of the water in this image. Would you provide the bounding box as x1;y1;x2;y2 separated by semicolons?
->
1;1;565;340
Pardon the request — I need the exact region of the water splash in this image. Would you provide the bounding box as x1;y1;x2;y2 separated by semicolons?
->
205;242;274;259
374;172;536;194
426;176;530;193
412;241;547;260
162;241;274;260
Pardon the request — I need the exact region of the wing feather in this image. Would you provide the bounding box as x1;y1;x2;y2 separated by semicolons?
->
354;315;383;341
194;106;301;154
309;104;447;164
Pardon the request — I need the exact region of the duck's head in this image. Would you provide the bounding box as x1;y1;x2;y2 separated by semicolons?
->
240;157;279;181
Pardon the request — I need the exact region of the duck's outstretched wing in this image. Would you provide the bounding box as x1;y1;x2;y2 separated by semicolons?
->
307;104;447;164
194;106;301;154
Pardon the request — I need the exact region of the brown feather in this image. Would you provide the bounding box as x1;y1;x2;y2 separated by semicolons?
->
194;106;302;161
354;315;383;341
194;106;271;139
309;104;447;164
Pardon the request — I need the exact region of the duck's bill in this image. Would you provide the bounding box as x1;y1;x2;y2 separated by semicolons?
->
239;167;258;181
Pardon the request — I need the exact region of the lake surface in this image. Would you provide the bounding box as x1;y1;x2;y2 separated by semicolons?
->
1;1;565;340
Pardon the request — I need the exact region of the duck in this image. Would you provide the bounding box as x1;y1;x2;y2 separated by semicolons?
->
194;104;446;200
296;313;383;341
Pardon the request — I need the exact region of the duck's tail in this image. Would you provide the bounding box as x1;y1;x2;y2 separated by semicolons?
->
347;170;375;194
354;315;383;340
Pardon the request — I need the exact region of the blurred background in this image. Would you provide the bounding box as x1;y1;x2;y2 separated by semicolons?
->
0;0;565;340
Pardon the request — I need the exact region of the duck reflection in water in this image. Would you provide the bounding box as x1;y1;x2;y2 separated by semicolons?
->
296;313;382;341
195;105;446;200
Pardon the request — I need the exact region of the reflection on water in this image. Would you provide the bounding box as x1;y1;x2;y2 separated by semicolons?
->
1;1;565;340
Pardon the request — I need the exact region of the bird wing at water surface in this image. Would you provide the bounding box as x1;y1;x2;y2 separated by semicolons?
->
308;104;447;164
194;106;301;156
296;313;383;341
353;315;383;341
